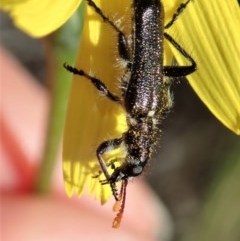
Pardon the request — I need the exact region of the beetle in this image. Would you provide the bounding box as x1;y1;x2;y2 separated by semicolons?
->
64;0;196;227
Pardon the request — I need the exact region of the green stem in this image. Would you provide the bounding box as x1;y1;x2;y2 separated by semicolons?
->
34;2;85;193
35;62;71;192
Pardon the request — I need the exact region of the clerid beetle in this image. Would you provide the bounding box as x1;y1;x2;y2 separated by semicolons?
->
64;0;196;228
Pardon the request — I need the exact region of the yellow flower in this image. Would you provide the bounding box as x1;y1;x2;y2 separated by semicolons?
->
0;0;82;37
63;0;130;204
63;0;240;203
3;0;239;204
165;0;240;135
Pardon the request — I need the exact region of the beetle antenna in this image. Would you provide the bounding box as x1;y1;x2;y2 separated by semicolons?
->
112;180;128;228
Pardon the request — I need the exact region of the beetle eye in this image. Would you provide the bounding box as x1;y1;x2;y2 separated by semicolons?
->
132;166;143;175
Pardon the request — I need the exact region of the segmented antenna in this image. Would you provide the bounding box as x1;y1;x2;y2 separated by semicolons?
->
112;180;128;228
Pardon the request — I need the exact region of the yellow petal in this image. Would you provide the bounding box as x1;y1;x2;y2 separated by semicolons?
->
63;0;240;205
164;0;240;134
63;0;130;204
0;0;82;37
